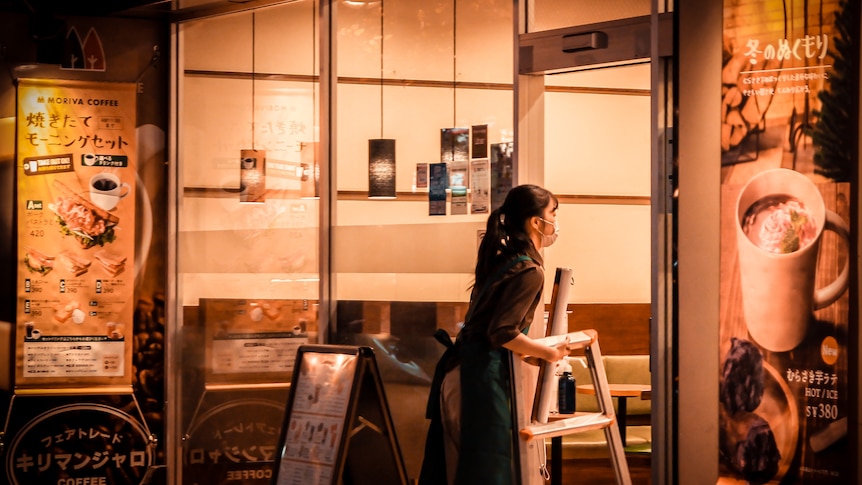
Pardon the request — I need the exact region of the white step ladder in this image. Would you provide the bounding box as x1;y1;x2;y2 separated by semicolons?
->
513;268;632;485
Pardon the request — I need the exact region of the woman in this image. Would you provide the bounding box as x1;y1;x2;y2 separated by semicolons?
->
420;184;569;485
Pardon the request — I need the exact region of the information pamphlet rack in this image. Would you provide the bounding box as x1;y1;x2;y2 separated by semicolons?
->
514;268;632;485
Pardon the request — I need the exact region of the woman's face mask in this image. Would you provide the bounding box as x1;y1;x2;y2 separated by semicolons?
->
538;217;559;247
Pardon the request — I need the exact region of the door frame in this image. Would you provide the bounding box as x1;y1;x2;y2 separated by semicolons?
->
513;4;675;484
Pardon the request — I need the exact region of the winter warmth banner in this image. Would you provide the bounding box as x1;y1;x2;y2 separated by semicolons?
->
719;1;858;484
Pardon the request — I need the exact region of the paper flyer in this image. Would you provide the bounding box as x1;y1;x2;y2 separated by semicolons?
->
416;162;428;189
450;186;468;215
470;159;490;214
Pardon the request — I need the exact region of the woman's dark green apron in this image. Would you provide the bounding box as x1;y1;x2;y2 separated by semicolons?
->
455;336;522;485
419;255;532;485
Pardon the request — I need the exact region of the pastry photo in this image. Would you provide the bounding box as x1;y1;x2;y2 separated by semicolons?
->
719;338;798;484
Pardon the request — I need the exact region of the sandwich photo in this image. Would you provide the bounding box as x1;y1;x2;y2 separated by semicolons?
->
50;179;119;249
58;250;92;277
94;248;127;276
24;247;55;275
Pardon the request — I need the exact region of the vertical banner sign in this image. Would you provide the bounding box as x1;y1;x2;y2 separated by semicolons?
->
16;79;137;389
719;2;858;485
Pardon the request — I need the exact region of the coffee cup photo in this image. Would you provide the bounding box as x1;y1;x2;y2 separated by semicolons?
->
89;172;130;211
292;319;308;336
735;168;849;352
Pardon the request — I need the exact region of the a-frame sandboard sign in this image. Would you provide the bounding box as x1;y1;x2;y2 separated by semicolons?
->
271;344;409;485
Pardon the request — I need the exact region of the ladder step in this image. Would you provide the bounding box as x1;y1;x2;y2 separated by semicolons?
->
520;412;615;441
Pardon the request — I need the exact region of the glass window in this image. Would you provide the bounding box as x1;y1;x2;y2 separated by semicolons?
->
333;0;514;477
172;2;654;482
174;3;319;483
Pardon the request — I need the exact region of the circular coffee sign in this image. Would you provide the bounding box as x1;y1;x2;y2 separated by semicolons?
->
5;403;154;485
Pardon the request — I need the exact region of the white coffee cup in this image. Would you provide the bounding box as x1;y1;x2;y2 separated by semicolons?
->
89;172;130;211
735;168;849;352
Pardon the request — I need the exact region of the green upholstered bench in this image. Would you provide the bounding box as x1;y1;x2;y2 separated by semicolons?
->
547;354;652;459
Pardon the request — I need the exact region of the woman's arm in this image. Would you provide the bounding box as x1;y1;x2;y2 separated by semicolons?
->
502;333;568;362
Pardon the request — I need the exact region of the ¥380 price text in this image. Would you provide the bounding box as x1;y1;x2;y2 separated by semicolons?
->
806;403;839;420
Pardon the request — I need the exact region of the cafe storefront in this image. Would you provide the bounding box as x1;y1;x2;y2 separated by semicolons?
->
1;0;859;484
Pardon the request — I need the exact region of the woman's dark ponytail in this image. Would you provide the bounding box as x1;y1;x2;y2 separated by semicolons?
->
475;207;506;284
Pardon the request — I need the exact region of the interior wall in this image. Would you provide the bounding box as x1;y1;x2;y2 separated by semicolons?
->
177;2;320;307
542;66;652;304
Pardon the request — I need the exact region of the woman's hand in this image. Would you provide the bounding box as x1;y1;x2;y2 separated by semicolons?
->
503;333;569;363
545;341;569;362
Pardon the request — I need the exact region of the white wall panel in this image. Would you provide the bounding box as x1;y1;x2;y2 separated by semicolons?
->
544;92;651;197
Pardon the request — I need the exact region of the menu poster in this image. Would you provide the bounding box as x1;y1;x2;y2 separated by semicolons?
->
15;79;137;389
719;3;857;484
273;345;408;485
202;298;318;385
275;350;356;485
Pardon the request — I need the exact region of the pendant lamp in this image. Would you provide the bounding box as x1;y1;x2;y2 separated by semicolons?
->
368;0;396;199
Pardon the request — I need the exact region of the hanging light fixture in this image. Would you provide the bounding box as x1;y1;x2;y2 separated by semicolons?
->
240;12;266;203
368;0;396;199
369;139;395;198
